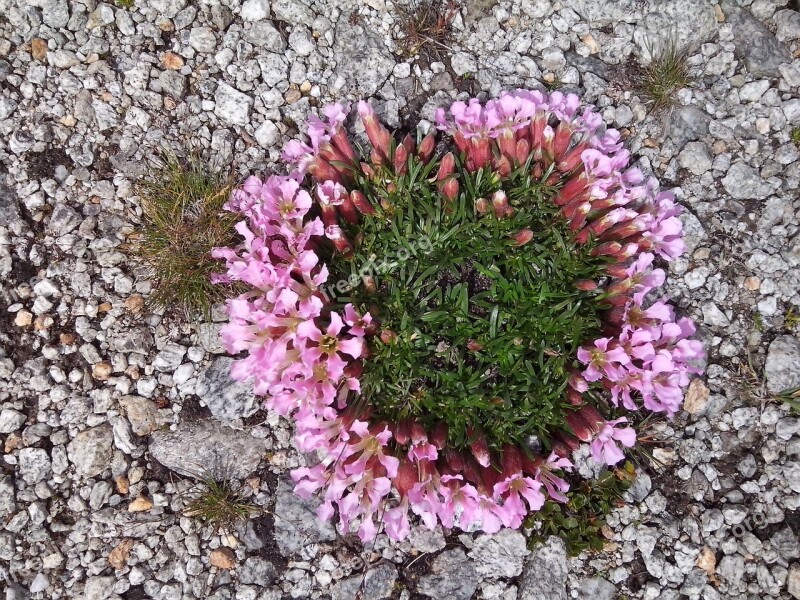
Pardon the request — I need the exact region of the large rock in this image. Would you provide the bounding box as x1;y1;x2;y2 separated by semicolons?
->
195;357;259;421
332;16;394;96
148;421;266;479
518;537;568;600
418;548;481;600
765;336;800;395
722;1;792;77
67;425;114;480
638;0;717;52
273;478;336;556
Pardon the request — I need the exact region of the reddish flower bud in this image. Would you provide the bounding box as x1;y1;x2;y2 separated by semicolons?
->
552;122;573;160
604;264;629;279
493;155;513;177
363;276;377;293
309;157;342;183
445;448;465;472
554;174;589;206
498;131;517;162
530;114;547;150
331;129;358;163
492;190;512;218
431;422;448;449
566;387;583;405
441;178;459;203
591;241;622;258
394;457;418;497
350;190;375;215
574;279;598;291
467;137;491;171
475;198;490;214
512;228;534;246
565;411;594;442
453;130;469;154
577;405;605;433
515;138;531;165
557;141;589;173
469;431;491;468
394;419;411;445
501;444;523;477
437;152;456;180
402;133;415;153
358;101;392;162
380;329;397;344
417;133;436;164
411;421;428;444
467;339;483;351
393;142;409;175
338;196;359;224
361;162;376;178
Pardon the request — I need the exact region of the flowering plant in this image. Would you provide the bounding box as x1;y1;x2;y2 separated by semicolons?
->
213;90;704;543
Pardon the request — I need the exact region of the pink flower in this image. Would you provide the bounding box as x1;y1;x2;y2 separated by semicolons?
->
589;418;636;465
577;338;631;382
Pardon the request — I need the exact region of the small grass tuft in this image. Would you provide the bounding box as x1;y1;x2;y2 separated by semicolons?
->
184;476;259;530
394;0;460;59
130;152;238;320
635;37;694;112
115;0;135;8
791;126;800;145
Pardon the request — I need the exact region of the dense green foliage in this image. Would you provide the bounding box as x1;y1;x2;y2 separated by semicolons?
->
326;152;610;451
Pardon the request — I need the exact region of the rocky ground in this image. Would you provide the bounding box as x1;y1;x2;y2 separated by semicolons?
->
1;0;800;598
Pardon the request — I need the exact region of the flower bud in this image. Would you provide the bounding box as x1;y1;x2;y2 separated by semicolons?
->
441;178;459;203
417;133;436;164
474;198;490;214
394;458;417;497
493;155;512;177
515;138;531;165
350;190;375;215
393;142;409;175
574;279;598;291
437;152;455;180
431;422;448;449
512;228;534;246
564;411;593;442
466;339;483;351
491;190;512;218
379;329;397;344
469;431;491;468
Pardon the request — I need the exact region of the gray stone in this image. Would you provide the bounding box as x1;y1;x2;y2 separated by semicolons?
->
29;0;70;28
195;357;259;421
518;537;568;600
271;0;315;25
739;80;771;103
331;564;397;600
240;0;269;21
771;527;800;560
189;27;217;53
669;106;711;150
48;203;81;236
67;425;113;480
159;70;186;100
469;529;529;578
119;395;160;436
785;462;800;493
577;578;617;600
149;421;266;480
238;556;276;585
332;17;394;96
0;477;15;518
86;3;115;29
245;22;286;52
19;448;51;484
214;83;253;127
0;408;26;433
289;27;315;56
418;548;481;600
273;478;336;556
153;342;186;372
678;142;713;176
640;0;717;50
721;162;774;200
788;563;800;599
723;1;792;77
84;576;116;600
701;302;730;327
569;0;643;23
765;336;800;394
0;97;16;121
254;120;280;149
775;9;800;42
150;0;187;18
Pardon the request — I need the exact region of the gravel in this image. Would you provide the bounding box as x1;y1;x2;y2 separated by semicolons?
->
1;0;800;598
